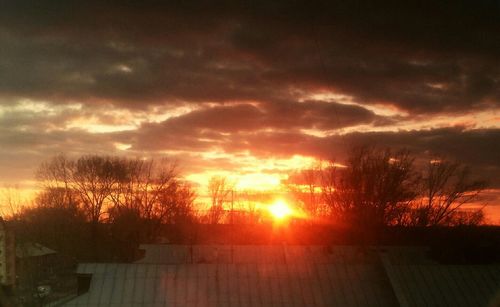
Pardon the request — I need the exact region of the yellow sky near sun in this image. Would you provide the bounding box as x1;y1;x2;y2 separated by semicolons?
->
186;154;317;191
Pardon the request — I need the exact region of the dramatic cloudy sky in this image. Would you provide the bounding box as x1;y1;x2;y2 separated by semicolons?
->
1;1;499;218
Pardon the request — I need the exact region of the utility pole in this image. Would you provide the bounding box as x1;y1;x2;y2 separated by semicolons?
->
230;189;234;263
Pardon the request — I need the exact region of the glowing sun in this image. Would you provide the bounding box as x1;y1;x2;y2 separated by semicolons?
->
268;200;293;220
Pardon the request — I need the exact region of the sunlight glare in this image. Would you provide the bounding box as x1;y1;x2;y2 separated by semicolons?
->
268;199;292;220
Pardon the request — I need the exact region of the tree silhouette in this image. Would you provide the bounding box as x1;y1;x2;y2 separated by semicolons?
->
207;176;233;224
411;159;486;226
294;147;488;227
35;154;197;250
324;147;418;227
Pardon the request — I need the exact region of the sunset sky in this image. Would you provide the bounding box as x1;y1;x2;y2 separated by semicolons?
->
1;2;499;220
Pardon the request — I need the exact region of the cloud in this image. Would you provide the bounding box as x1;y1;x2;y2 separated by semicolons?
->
0;1;498;114
228;127;500;187
127;100;380;154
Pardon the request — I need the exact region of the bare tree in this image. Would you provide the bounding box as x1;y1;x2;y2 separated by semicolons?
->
70;155;124;225
0;185;27;217
324;147;418;227
160;181;196;224
207;176;233;224
36;154;73;206
37;155;197;245
34;186;80;210
318;161;344;220
36;155;121;224
105;158;197;243
37;155;196;223
14;194;87;256
109;158;178;219
412;159;486;226
233;190;265;224
287;165;329;220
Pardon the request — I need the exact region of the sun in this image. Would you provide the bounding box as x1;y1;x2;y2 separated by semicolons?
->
268;199;293;220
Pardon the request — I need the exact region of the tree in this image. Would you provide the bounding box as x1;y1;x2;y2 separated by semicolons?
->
318;161;344;221
105;158;197;248
107;158;196;225
159;181;197;224
287;165;330;220
71;155;125;226
207;176;233;224
0;185;26;217
232;190;266;224
110;159;176;218
320;147;418;227
34;186;80;210
36;155;123;225
12;189;87;258
411;159;486;226
35;154;76;211
35;154;197;253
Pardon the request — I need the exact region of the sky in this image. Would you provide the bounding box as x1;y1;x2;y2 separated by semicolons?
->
0;1;499;220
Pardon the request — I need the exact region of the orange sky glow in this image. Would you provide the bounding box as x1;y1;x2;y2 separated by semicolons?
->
0;2;499;224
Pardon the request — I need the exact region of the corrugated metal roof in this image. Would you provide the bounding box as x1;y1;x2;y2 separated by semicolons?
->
63;245;500;307
376;246;434;265
136;244;382;265
66;262;397;306
16;242;57;258
381;255;500;307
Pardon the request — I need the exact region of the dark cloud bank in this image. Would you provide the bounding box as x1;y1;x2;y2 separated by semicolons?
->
1;1;499;110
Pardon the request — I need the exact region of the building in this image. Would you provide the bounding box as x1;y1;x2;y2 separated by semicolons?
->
63;244;500;306
0;217;15;287
16;242;57;292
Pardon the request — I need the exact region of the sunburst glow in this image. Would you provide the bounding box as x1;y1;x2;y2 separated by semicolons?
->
268;199;293;220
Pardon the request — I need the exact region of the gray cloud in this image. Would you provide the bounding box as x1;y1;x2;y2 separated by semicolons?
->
0;1;498;113
127;100;379;154
224;127;500;187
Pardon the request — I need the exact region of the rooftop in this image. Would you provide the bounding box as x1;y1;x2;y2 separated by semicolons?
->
64;245;500;307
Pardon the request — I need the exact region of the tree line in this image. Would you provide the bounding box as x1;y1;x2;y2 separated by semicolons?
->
3;147;489;261
289;147;487;228
8;155;196;261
